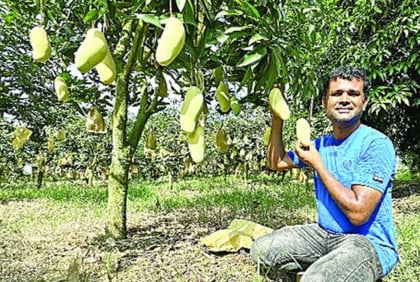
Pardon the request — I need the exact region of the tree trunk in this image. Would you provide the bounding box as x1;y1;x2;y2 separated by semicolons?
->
105;19;154;239
106;145;130;239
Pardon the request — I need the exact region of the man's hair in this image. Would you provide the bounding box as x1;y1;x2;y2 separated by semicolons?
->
322;65;371;98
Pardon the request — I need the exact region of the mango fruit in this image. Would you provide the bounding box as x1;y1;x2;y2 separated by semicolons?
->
216;81;231;113
54;76;69;102
86;106;107;134
216;127;229;152
57;128;66;141
263;126;271;146
180;86;204;133
95;49;116;84
156;17;185;66
9;127;32;149
296;118;311;147
47;137;54;153
212;66;224;87
230;97;241;116
29;26;51;63
75;28;108;73
146;130;157;150
157;72;168;97
187;124;205;163
269;87;290;120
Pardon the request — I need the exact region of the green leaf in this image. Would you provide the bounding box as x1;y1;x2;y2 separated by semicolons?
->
241;67;253;86
249;34;267;45
176;0;186;12
237;48;267;68
225;26;249;34
83;9;98;24
137;14;162;28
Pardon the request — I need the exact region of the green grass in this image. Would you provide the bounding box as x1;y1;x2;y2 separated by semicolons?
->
0;175;418;281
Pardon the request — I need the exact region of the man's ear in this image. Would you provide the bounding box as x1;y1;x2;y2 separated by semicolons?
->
363;98;369;111
322;96;327;108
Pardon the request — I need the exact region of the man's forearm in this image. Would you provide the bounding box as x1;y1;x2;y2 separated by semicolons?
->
313;162;370;225
267;115;286;169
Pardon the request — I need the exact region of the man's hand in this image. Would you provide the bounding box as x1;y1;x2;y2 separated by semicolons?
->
294;142;322;170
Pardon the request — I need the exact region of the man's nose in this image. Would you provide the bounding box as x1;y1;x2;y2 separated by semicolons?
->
338;93;350;103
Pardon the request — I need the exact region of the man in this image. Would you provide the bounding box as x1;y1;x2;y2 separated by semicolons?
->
251;65;399;282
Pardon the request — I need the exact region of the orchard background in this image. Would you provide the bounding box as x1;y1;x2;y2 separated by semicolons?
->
0;0;419;281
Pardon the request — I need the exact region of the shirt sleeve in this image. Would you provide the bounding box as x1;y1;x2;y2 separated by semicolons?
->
287;150;308;168
352;137;396;193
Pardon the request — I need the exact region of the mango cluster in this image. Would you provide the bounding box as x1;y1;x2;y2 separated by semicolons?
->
266;87;312;147
213;65;241;116
75;28;116;84
180;86;205;163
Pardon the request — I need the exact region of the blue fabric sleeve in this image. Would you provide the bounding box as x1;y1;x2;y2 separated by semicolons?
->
287;150;309;168
351;138;395;193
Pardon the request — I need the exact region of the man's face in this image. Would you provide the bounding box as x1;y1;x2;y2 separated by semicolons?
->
323;78;368;126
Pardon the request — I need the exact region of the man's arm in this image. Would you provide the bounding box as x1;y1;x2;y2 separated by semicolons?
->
267;113;297;171
294;143;382;226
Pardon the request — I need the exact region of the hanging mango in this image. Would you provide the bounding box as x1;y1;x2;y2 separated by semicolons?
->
216;81;231;113
86;106;107;134
156;17;185;66
29;26;51;63
180;86;204;133
75;28;108;74
269;87;290;120
187;123;205;163
54;76;69;102
9;127;32;149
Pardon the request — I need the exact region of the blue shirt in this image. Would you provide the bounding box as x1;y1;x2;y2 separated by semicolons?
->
289;124;399;276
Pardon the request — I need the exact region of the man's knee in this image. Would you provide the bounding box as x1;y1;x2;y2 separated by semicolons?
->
250;226;297;265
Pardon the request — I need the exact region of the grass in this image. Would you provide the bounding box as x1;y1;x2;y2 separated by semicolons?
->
0;174;418;281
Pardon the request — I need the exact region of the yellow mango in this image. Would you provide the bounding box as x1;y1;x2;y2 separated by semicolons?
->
29;26;51;63
57;128;66;141
86;106;107;134
263;126;271;146
156;17;185;66
296;118;311;147
75;28;108;73
9;127;32;149
216;81;231;113
146;130;157;150
269;87;290;120
95;49;116;84
180;86;204;133
187;124;205;163
54;76;69;102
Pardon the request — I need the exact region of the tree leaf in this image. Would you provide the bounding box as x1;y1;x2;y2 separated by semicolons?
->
176;0;186;12
137;14;162;28
237;47;267;68
83;9;98;24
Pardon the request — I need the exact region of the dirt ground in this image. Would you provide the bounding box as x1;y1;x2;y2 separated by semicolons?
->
0;181;418;282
